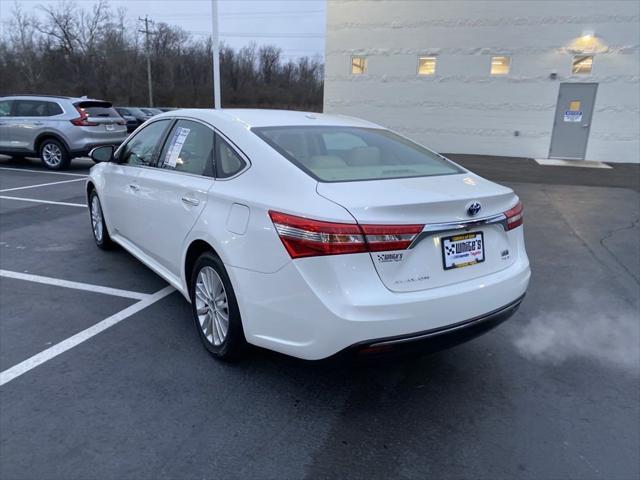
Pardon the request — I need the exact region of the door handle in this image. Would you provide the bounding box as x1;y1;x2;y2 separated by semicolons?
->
33;122;44;126
181;196;200;206
128;184;139;191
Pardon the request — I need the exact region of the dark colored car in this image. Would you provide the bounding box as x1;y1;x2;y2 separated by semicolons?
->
114;111;139;133
115;107;153;129
141;108;163;116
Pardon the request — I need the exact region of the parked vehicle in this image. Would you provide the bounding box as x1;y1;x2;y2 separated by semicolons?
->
158;107;178;112
86;109;530;361
115;111;138;133
0;95;127;170
141;108;163;116
115;107;152;128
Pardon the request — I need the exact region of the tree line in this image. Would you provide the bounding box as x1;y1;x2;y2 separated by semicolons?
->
0;0;324;110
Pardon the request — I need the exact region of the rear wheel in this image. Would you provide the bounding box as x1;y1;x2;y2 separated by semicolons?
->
190;252;246;360
39;139;70;170
89;191;114;249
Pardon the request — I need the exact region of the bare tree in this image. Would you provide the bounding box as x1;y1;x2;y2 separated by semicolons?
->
0;0;323;111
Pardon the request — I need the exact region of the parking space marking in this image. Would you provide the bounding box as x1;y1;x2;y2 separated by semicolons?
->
0;270;150;300
0;195;86;208
0;178;85;193
0;286;175;387
0;166;88;177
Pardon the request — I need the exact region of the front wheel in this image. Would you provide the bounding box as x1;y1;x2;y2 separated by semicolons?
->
190;252;246;360
39;139;70;170
89;191;114;249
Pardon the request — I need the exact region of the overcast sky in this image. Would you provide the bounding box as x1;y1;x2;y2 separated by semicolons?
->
0;0;326;59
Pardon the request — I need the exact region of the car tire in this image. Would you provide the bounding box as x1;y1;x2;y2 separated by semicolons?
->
39;138;70;170
190;252;247;360
88;191;114;250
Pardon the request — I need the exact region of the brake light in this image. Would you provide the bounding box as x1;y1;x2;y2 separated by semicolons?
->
70;107;98;127
269;211;423;259
504;201;523;230
360;224;424;252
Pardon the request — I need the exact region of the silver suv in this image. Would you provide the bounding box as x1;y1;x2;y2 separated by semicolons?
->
0;95;128;170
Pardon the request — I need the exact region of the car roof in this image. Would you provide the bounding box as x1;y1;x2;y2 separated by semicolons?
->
157;108;383;129
1;94;110;103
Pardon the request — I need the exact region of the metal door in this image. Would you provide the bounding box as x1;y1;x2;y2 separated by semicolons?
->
549;83;597;160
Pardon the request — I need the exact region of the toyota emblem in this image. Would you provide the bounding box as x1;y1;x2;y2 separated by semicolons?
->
467;202;482;217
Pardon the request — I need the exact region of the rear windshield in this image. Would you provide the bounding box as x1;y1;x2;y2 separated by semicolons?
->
75;101;119;118
252;126;463;182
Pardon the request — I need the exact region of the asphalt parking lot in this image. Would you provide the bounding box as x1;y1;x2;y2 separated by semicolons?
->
1;155;639;480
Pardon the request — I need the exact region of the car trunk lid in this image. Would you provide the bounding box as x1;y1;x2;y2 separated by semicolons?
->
316;173;521;292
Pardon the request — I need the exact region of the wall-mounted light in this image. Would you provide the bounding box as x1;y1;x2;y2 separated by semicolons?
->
565;31;607;54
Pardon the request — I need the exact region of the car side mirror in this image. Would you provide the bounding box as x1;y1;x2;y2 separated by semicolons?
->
90;145;115;163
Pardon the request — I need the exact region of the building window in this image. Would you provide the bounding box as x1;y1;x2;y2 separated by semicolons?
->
572;55;593;75
418;56;437;75
351;56;367;75
490;55;510;75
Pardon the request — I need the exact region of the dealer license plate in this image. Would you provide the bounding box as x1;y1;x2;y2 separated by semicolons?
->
442;232;485;270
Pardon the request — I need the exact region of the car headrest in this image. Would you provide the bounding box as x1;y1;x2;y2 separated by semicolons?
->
307;155;348;169
347;146;382;166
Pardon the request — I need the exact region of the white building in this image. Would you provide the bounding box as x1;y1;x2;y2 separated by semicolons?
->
323;1;640;163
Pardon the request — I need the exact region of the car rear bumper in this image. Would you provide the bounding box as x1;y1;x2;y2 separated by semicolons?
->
228;249;531;360
343;294;524;358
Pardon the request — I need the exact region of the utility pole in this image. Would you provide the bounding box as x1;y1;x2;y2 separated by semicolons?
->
211;0;221;109
139;15;154;107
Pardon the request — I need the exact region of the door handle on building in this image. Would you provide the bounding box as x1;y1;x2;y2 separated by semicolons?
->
181;196;200;206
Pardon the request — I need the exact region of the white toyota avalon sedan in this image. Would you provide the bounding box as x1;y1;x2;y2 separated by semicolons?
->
86;109;530;360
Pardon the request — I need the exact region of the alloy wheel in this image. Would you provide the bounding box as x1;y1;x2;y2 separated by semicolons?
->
195;266;230;346
42;143;62;167
90;196;103;242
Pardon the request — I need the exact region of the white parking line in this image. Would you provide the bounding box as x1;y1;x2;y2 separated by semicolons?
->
0;178;85;193
0;270;149;300
0;286;175;387
0;195;86;208
0;166;88;177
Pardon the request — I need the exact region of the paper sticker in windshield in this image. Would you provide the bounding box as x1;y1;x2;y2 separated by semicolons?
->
164;127;191;167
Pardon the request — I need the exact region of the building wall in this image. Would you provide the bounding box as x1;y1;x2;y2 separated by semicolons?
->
324;0;640;163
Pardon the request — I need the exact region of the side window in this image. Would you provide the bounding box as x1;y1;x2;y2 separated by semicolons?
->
215;135;247;178
47;102;63;116
14;100;56;117
0;100;12;117
158;120;214;176
119;120;170;167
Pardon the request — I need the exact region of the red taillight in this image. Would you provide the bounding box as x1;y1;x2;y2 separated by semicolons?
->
269;211;366;258
504;201;523;230
70;107;98;127
361;223;424;252
269;211;423;259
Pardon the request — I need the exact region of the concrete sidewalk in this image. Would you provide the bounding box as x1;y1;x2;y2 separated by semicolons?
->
447;154;640;191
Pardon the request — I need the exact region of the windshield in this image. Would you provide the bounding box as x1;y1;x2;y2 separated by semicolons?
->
252;126;463;182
